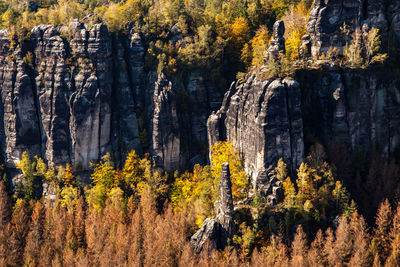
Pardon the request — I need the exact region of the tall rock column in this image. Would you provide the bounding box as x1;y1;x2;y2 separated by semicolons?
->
0;30;41;167
152;74;181;172
31;25;72;167
68;23;113;170
266;20;286;60
191;162;235;253
216;162;235;240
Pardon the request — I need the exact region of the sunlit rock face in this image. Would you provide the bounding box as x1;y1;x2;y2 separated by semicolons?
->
0;22;224;173
207;76;305;188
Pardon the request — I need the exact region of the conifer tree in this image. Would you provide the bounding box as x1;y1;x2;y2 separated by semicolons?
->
0;181;11;265
291;225;308;266
8;199;30;266
24;201;45;266
374;199;393;263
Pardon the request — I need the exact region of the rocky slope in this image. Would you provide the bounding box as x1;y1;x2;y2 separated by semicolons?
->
208;67;400;186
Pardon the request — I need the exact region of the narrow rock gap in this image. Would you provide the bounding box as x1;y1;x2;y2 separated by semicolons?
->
110;36;122;166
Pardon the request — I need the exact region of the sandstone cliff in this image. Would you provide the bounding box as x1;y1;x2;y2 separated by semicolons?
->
207;76;304;188
304;0;400;57
0;21;222;173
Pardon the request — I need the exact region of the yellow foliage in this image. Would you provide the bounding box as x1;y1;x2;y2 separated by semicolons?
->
210;141;249;201
171;165;214;227
60;185;78;213
230;17;250;48
17;152;35;178
90;153;117;189
283;2;309;60
64;163;75;186
245;25;270;68
282;177;296;208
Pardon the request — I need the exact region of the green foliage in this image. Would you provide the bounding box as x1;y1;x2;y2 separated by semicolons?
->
170;164;214;227
15;152;42;201
0;0;312;82
87;150;168;212
263;52;295;79
279;147;354;232
59;185;78;212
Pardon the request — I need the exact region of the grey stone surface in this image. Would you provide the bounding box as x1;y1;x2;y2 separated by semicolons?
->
266;20;286;60
191;162;235;253
207;76;305;188
304;0;400;57
297;68;400;156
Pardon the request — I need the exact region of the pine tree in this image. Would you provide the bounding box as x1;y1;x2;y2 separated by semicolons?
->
333;216;353;265
8;199;30;266
349;211;372;266
386;203;400;266
0;181;11;265
308;229;326;266
291;225;308;266
24;201;45;266
374;199;392;263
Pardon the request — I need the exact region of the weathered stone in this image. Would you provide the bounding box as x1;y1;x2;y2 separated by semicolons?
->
190;218;221;253
152;74;181;172
304;0;400;58
0;30;42;167
191;162;235;253
207;76;305;189
266;20;286;60
297;68;400;156
215;162;234;238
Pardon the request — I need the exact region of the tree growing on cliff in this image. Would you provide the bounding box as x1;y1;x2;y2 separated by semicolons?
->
343;26;387;68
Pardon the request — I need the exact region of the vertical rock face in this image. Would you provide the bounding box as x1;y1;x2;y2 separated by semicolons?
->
152;74;181;172
0;31;41;167
0;23;146;171
31;25;71;168
305;0;400;57
207;75;304;188
0;22;223;173
298;68;400;156
191;162;235;253
215;162;234;238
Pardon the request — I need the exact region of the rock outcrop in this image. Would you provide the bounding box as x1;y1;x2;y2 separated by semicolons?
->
305;0;400;57
207;76;304;188
266;20;286;60
191;162;235;253
0;22;223;173
152;74;181;172
297;68;400;156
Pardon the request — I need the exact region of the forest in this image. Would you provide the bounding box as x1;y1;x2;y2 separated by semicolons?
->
0;142;399;266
